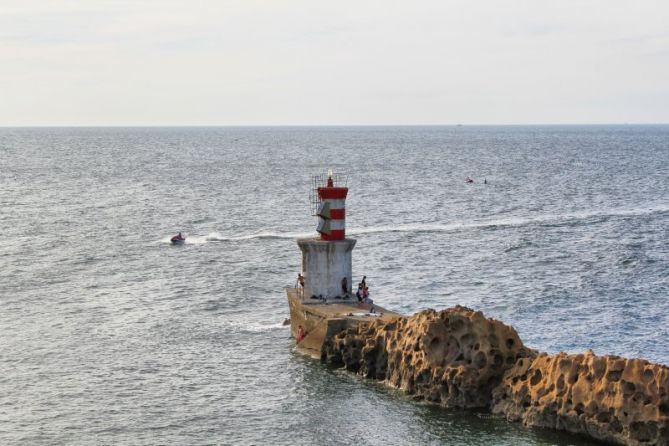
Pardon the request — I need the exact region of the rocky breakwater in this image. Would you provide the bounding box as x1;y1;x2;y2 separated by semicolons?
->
322;306;536;408
492;351;669;446
321;306;669;446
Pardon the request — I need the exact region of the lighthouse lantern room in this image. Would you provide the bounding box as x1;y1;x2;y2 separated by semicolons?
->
298;170;356;299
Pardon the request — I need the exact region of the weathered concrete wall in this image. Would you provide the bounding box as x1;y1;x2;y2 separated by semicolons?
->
298;238;356;299
321;306;669;446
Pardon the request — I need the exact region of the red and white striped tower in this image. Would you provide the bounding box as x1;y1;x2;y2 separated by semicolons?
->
297;170;356;299
316;173;348;240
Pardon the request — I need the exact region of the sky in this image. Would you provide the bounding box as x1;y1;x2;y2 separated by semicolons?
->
1;0;668;126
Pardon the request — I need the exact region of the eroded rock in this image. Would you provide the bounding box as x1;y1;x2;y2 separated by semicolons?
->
321;306;669;445
323;305;535;408
491;350;669;446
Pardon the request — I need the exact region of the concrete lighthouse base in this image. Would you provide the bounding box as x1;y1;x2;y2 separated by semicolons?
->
297;238;356;299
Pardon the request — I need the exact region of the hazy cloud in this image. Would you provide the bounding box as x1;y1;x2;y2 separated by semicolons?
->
1;0;668;125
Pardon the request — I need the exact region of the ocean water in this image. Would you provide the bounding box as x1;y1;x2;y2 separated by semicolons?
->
1;125;667;445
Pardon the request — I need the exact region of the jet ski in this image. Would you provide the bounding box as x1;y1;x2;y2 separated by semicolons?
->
171;233;186;245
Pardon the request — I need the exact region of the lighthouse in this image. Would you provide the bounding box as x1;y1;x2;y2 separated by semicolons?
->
287;171;400;357
297;170;356;299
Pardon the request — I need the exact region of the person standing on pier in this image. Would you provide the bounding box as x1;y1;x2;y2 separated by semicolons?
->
296;273;305;298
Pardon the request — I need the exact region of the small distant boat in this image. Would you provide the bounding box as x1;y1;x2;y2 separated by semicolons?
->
465;177;474;183
171;233;186;245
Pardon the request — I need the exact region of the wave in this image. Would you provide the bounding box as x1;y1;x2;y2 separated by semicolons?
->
349;206;669;236
159;231;312;244
204;231;313;242
503;240;534;253
159;235;208;245
221;320;289;334
160;206;667;245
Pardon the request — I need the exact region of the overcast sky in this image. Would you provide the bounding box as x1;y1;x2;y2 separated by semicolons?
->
1;1;668;125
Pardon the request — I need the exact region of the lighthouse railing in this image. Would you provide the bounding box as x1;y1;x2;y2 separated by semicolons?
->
309;172;348;216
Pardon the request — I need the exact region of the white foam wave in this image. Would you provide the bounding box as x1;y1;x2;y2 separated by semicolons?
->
183;235;208;245
159;231;306;244
204;230;313;242
222;320;289;333
159;235;207;244
158;206;667;245
348;206;668;236
346;218;530;236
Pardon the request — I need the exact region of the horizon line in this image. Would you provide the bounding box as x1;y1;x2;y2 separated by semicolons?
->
1;123;669;128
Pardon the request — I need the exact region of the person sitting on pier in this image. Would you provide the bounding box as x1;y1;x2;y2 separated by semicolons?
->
356;284;363;302
362;286;373;305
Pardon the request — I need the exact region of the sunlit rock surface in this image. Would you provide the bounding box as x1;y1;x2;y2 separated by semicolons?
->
322;306;535;408
321;306;669;445
492;351;669;446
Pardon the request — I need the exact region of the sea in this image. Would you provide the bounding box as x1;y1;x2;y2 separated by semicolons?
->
1;125;667;445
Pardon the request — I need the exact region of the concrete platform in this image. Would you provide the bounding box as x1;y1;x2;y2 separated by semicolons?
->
286;288;403;358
